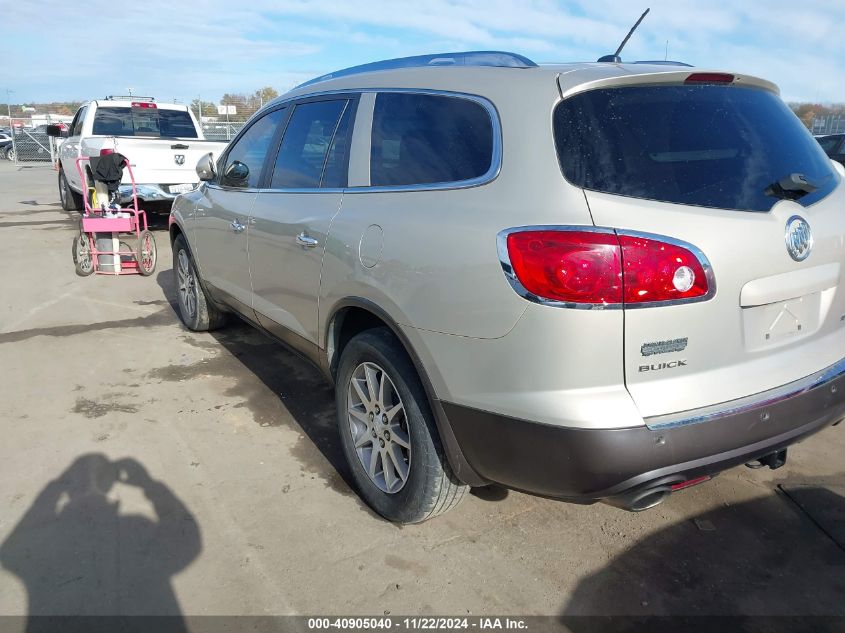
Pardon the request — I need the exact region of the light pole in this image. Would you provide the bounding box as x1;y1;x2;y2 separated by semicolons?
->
5;89;14;163
5;88;12;126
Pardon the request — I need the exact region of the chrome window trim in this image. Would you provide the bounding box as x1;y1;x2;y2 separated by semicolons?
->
646;356;845;430
205;183;262;194
255;187;345;195
496;225;623;311
260;88;502;194
496;226;716;310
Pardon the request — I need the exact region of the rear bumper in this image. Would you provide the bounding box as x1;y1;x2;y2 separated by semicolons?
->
442;359;845;501
117;184;195;203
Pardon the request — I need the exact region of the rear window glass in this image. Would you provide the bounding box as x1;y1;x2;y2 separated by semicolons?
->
554;85;837;212
92;107;198;138
370;93;493;187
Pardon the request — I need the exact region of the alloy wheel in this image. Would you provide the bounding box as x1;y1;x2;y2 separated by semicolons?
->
177;249;197;319
346;361;411;493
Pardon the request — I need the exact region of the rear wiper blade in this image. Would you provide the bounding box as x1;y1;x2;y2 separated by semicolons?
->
765;173;819;200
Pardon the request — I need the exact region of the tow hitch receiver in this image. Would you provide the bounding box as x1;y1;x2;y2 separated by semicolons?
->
746;449;788;470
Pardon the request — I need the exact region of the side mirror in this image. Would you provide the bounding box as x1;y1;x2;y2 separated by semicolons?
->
196;152;217;181
223;160;249;185
46;124;68;138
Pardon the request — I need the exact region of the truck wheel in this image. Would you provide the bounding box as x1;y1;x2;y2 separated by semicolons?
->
59;169;83;211
173;234;226;331
336;327;467;523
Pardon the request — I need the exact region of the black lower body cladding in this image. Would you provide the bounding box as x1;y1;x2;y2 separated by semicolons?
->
442;369;845;501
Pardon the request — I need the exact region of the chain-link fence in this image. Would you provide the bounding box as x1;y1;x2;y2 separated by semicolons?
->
812;114;845;136
2;118;64;165
0;117;244;165
200;122;246;142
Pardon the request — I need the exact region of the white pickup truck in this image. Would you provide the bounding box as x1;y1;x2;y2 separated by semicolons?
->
51;97;229;211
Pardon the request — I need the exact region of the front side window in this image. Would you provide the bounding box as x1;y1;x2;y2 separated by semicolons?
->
554;85;837;212
270;99;350;189
220;108;287;189
370;93;493;187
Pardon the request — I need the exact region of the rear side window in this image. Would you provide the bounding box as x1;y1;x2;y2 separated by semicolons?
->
92;107;198;138
270;99;350;189
554;85;837;212
370;93;493;187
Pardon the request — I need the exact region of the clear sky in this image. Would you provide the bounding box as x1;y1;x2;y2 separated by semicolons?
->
3;0;843;105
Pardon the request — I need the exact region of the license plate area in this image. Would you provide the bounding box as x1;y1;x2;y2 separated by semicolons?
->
742;291;828;352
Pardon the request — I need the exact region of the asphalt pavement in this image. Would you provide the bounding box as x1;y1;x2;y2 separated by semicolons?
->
0;162;843;622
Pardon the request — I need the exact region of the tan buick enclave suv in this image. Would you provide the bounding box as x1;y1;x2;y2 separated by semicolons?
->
169;51;845;522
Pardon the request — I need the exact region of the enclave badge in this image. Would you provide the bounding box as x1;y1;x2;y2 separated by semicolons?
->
641;338;688;357
785;215;812;262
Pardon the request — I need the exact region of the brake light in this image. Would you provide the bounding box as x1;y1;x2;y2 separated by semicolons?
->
685;72;734;84
131;101;157;109
503;229;712;307
506;231;622;305
619;234;709;304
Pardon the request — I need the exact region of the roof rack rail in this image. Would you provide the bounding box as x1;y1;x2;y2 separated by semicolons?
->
295;51;537;90
105;95;156;102
633;60;693;67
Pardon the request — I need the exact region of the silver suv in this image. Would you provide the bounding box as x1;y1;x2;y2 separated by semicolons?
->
169;51;845;523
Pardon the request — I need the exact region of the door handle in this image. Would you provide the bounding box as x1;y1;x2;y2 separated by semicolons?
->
230;219;245;233
296;232;319;248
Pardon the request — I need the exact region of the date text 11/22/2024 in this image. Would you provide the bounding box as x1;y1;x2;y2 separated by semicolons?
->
307;618;528;630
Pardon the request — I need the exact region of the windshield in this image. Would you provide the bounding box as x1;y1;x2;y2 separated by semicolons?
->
553;85;837;212
92;106;198;138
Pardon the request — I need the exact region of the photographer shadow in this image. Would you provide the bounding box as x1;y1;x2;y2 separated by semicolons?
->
0;454;201;631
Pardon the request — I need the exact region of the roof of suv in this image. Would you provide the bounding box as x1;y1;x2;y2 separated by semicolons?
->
279;51;778;104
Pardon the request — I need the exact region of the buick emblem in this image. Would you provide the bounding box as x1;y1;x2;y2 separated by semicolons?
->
785;215;812;262
174;154;185;166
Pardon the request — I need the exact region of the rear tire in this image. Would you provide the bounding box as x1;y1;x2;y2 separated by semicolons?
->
173;234;225;331
59;169;83;211
336;327;467;523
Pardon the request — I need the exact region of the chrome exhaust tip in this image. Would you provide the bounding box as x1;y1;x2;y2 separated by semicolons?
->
605;478;677;512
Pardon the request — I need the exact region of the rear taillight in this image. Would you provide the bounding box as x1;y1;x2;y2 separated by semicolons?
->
618;234;709;305
501;228;712;308
506;231;622;305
